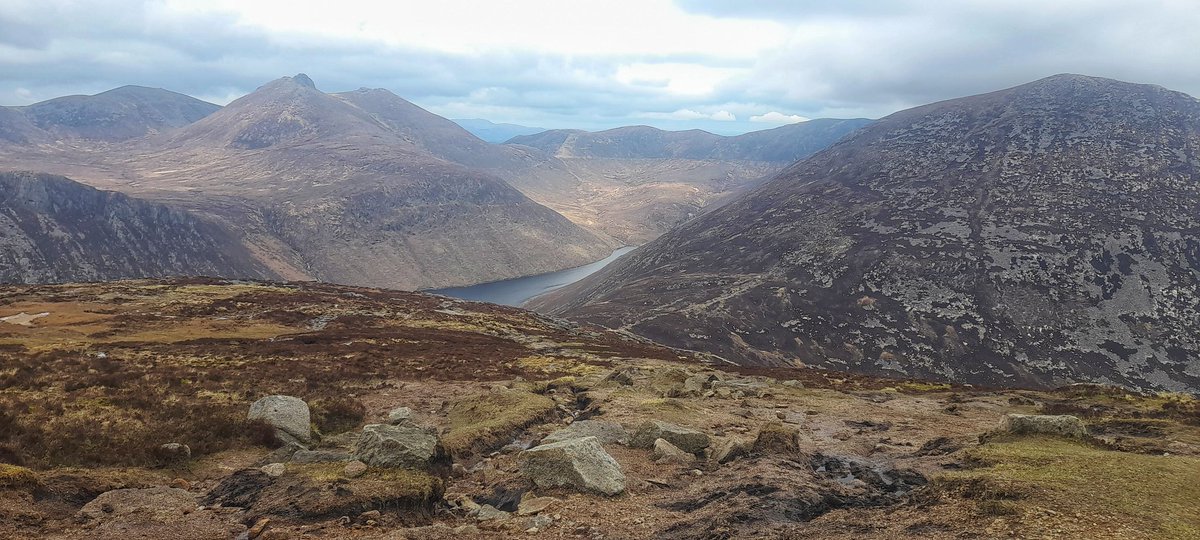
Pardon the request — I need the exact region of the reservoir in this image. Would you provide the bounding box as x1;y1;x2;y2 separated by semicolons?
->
429;246;636;307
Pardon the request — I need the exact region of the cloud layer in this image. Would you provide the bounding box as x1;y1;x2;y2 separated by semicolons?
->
2;0;1198;134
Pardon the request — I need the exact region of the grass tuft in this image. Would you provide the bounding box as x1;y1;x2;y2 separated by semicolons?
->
442;390;555;456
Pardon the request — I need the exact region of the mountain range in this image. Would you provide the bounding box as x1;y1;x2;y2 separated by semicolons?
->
454;118;546;143
535;74;1200;392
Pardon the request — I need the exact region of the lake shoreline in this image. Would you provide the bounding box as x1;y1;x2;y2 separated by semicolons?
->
427;246;637;307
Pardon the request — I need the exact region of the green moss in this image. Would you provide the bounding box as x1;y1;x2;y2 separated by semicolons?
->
0;464;38;490
938;436;1200;539
897;381;952;393
443;390;555;456
289;463;441;501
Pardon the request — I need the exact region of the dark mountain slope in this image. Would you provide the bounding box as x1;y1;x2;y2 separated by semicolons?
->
14;86;219;141
537;74;1200;392
0;171;276;283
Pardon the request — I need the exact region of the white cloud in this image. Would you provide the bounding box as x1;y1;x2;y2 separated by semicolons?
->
710;110;735;121
749;111;810;124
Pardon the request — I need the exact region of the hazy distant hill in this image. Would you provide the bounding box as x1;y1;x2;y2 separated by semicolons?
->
0;171;275;283
455;118;546;143
5;86;219;141
538;74;1200;392
506;119;871;162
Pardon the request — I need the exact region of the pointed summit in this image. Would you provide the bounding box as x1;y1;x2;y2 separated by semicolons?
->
291;73;317;89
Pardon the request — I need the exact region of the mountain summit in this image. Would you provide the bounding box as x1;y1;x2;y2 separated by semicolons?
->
537;74;1200;391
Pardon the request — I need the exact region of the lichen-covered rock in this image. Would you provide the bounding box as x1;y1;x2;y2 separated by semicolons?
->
629;420;710;455
711;437;751;464
542;420;629;445
999;414;1088;439
387;406;414;425
248;395;312;445
353;424;443;469
652;438;694;464
519;436;626;496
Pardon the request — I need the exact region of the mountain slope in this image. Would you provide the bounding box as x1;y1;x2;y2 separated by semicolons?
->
506;119;871;162
130;74;613;289
12;86;219;141
0;171;276;283
536;74;1200;392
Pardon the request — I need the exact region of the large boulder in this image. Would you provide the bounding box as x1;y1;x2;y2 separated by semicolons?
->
542;420;629;445
629;420;710;455
519;436;626;496
79;486;196;521
248;395;312;445
353;424;444;470
999;414;1087;439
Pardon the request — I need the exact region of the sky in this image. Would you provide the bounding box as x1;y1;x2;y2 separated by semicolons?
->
1;0;1199;135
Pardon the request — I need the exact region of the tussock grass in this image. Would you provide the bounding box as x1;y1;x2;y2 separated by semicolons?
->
937;436;1200;539
442;390;555;456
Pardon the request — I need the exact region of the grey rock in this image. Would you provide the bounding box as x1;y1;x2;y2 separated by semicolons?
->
157;442;191;463
519;436;626;496
629;420;710;454
248;395;312;445
387;406;414;425
999;414;1087;439
260;462;285;477
353;423;442;469
651;438;694;464
475;504;511;522
542;420;629;445
711;437;751;464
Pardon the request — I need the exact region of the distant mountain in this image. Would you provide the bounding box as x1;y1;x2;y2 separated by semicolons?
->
126;74;613;290
0;171;275;283
500;119;872;243
536;74;1200;392
506;119;871;162
6;86;219;142
454;118;546;143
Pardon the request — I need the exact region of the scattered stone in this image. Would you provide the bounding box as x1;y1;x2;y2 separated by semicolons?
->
343;460;368;478
711;437;751;464
652;438;694;465
690;469;703;476
452;463;468;477
517;495;558;516
753;422;804;454
359;509;381;523
682;373;720;396
353;423;443;469
387;406;415;425
78;487;196;521
248;395;312;445
170;478;191;490
248;517;270;539
476;504;511;521
999;414;1087;439
259;463;285;478
629;420;710;455
290;449;352;463
255;441;306;466
519;436;626;496
782;380;803;388
542;420;630;445
914;437;963;456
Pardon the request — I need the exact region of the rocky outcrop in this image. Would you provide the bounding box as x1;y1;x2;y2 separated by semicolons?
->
629;420;710;455
541;74;1200;392
519;436;626;496
352;424;444;470
247;395;312;446
542;420;629;445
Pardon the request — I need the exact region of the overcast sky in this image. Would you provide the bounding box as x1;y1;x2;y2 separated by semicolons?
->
2;0;1198;135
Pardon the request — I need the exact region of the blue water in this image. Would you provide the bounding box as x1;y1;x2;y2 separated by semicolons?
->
429;246;636;307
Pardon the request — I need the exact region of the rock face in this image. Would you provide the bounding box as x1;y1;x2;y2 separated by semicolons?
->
629;420;710;454
541;420;629;445
353;424;443;469
539;74;1200;392
519;436;626;496
1000;414;1088;438
248;395;312;445
0;172;276;284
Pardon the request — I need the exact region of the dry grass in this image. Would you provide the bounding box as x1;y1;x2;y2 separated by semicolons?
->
937;436;1200;539
442;390;555;456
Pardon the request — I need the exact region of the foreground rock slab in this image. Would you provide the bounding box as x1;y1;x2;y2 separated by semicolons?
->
630;420;710;454
354;423;444;469
542;420;629;445
519;436;626;496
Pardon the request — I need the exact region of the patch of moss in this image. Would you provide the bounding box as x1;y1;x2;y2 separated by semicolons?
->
897;381;952;393
636;398;697;423
938;436;1200;538
443;390;555;456
0;464;38;490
